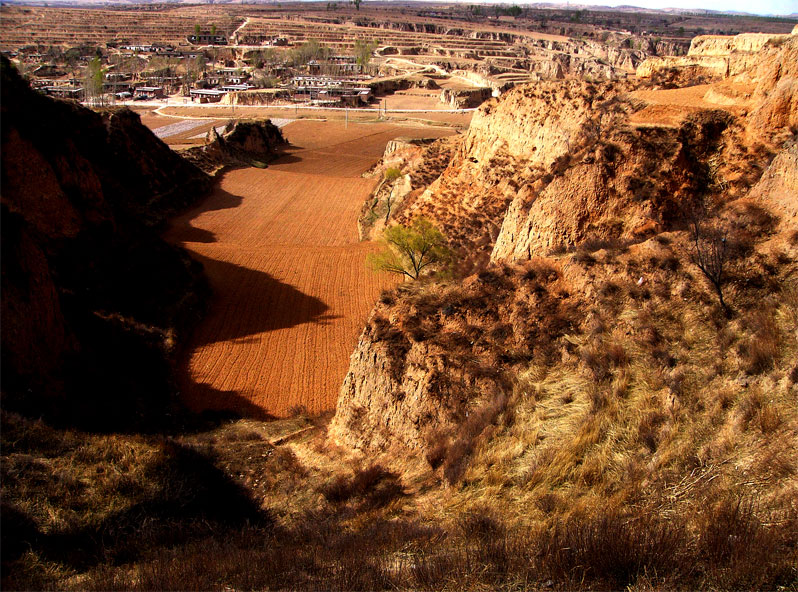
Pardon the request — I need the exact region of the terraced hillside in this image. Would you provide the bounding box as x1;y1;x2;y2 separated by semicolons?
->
0;6;245;49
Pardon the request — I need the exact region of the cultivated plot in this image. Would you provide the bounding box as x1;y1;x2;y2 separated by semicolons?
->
167;121;456;416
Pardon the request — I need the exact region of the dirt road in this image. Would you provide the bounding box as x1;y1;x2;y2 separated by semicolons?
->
167;120;455;417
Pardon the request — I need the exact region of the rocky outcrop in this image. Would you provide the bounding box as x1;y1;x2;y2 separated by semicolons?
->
747;37;798;136
182;120;285;174
439;86;492;108
329;266;578;456
329;325;456;453
636;55;729;79
1;57;211;427
359;137;458;240
394;80;622;266
688;33;791;56
746;140;798;231
637;30;798;82
489;107;768;261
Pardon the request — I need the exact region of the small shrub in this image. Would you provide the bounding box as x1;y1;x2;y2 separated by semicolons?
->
379;290;395;305
598;280;621;299
384;167;402;182
638;411;666;452
321;465;405;509
607;343;629;368
589;385;609;412
442;437;473;484
425;433;448;470
757;405;781;434
737;389;763;426
574;249;596;265
320;475;354;504
535;492;562;514
582;344;610;381
269;447;307;478
738;308;781;375
659;254;680;271
459;509;505;541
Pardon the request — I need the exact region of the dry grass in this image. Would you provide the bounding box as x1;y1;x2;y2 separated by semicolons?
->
5;244;797;590
5;127;798;590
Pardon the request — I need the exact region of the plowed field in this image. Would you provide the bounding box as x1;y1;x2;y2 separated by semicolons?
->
168;120;455;417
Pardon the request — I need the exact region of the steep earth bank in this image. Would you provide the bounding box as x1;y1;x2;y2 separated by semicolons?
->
182;119;286;175
637;28;798;86
0;57;279;428
331;34;798;473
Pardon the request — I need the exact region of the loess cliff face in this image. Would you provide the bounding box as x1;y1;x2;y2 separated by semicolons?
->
1;58;212;427
393;80;614;269
747;37;798;136
637;28;798;85
329;263;579;458
490;108;764;261
746;140;798;229
331;32;798;468
688;33;792;56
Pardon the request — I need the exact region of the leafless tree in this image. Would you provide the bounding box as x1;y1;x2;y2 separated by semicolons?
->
687;202;731;315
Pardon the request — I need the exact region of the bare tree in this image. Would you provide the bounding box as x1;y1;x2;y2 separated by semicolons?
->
687;203;731;315
84;56;105;106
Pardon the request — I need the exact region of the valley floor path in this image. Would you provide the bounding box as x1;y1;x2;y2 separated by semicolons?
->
166;120;455;417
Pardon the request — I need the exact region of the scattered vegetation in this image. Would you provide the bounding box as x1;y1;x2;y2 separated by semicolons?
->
384;166;402;182
368;218;454;280
353;38;379;71
5;398;796;590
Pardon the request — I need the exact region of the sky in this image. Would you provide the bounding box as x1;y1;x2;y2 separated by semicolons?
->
12;0;798;17
559;0;798;16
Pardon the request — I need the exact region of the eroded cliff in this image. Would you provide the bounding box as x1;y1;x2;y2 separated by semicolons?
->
391;80;617;268
331;32;798;468
182;119;286;175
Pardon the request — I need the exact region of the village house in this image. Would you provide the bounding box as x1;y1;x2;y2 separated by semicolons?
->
187;34;228;46
134;86;165;100
42;86;84;100
190;88;226;103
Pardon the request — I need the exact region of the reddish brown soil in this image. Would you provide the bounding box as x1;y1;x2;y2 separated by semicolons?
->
629;82;753;127
157;105;475;128
167;120;456;417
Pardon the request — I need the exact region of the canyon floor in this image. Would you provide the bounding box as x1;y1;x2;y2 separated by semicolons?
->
165;120;455;416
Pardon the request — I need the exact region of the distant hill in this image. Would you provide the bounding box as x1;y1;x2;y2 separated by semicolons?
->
2;0;797;18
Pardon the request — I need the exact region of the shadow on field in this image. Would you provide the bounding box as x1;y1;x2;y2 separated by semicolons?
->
173;253;339;417
175;223;217;244
270;152;304;167
189;253;334;346
166;188;244;245
180;377;277;421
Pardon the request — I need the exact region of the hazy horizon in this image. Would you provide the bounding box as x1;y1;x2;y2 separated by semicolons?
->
3;0;797;19
542;0;797;17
